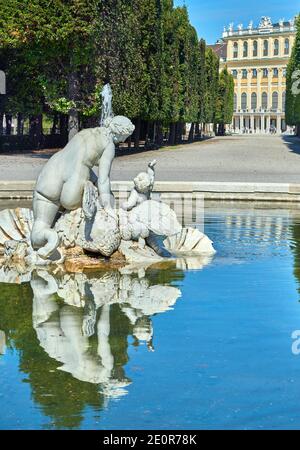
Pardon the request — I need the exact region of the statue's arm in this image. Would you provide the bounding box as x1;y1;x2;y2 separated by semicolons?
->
98;141;115;210
147;159;157;185
122;189;139;210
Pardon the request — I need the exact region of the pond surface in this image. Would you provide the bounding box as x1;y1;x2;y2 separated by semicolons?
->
1;202;300;430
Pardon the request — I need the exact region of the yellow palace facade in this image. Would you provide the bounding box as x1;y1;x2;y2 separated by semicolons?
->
219;17;296;134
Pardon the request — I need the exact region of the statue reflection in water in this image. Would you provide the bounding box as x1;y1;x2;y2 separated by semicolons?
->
0;254;213;428
30;266;183;398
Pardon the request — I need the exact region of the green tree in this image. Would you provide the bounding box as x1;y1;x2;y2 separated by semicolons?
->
286;15;300;135
196;38;207;134
203;47;219;127
215;67;234;135
0;0;221;148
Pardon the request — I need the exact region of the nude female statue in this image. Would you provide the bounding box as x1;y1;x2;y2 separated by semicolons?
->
31;116;135;258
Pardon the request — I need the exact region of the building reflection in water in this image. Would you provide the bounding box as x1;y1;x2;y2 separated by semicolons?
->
0;256;212;428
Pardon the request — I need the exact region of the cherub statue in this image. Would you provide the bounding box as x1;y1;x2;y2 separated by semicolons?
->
31;116;135;258
122;160;157;211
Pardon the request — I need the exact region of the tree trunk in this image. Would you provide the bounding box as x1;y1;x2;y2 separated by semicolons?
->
168;123;176;145
175;122;183;144
188;122;195;142
297;124;300;137
152;121;157;144
0;113;3;135
155;121;164;147
134;118;141;149
5;114;12;135
29;114;43;149
17;113;24;135
195;123;200;136
145;121;151;147
127;136;132;149
59;114;68;144
68;71;79;141
218;123;225;136
51;113;59;135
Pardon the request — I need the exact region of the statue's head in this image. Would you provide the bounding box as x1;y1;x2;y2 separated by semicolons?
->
134;172;152;194
104;115;135;144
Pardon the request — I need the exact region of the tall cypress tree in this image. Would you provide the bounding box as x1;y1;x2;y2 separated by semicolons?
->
197;39;206;129
215;67;234;135
286;15;300;135
203;48;219;128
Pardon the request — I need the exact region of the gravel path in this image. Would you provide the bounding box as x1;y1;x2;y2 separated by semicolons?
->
1;135;300;183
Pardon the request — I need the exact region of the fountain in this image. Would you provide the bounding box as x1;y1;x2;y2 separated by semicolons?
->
0;87;215;273
100;83;113;126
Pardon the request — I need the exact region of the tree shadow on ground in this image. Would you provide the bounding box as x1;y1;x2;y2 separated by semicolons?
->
282;136;300;155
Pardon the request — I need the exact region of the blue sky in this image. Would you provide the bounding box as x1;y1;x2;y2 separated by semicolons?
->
174;0;300;44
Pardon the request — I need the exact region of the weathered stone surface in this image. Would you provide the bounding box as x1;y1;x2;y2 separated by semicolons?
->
119;239;163;264
77;208;121;256
55;208;83;248
64;256;112;273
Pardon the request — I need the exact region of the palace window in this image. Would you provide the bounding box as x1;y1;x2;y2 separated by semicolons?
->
251;92;257;109
262;92;268;109
233;42;238;58
273;68;278;77
242;69;247;79
263;39;269;56
252;69;257;78
272;92;278;110
274;39;279;56
241;93;247;110
262;68;268;78
283;68;287;77
282;91;286;111
284;38;290;55
243;41;248;57
253;40;258;57
232;69;237;78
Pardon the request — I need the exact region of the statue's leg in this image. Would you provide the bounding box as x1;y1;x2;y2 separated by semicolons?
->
31;192;60;259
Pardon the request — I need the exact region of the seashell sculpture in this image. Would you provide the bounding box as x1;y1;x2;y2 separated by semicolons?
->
164;227;215;255
0;208;33;255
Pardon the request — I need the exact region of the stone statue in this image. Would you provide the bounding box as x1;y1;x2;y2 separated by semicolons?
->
31;115;135;258
122;159;156;211
0;86;216;271
259;16;272;29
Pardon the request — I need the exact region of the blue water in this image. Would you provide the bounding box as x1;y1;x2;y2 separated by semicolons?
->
1;204;300;430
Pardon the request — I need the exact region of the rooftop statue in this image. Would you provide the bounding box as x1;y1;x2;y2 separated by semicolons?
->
259;16;272;29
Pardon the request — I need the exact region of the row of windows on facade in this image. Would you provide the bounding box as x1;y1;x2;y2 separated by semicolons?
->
234;91;286;110
232;38;290;58
232;67;286;79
